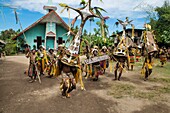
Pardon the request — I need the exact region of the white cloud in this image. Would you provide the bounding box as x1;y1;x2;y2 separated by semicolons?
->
1;0;166;33
7;0;165;19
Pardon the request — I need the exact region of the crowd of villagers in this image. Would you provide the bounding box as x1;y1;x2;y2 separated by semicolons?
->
24;31;169;98
24;44;109;82
21;0;170;98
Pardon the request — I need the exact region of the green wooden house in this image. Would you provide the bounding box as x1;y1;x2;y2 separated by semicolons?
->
13;3;74;50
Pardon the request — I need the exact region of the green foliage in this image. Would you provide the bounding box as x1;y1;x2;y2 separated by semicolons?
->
149;0;170;46
59;3;68;7
161;30;170;44
4;41;17;55
81;18;112;49
0;29;17;41
72;25;79;34
17;36;26;48
83;29;88;36
95;20;109;38
80;0;86;6
92;7;106;19
82;34;113;49
99;0;103;3
0;29;20;55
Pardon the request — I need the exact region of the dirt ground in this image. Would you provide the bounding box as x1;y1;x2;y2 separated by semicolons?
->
0;56;170;113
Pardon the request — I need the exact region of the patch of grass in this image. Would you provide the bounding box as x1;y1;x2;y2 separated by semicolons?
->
135;62;143;67
134;85;170;101
133;91;156;100
108;83;170;101
150;77;170;84
154;62;170;77
108;83;135;98
158;85;170;94
107;61;170;101
135;59;170;77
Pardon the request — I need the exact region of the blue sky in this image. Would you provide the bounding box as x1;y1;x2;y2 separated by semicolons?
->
0;0;165;35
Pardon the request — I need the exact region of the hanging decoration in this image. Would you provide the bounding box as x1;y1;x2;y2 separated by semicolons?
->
59;0;106;65
113;17;133;58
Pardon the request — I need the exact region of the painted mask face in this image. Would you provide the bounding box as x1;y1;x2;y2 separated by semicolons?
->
103;49;107;53
92;49;98;56
115;44;126;56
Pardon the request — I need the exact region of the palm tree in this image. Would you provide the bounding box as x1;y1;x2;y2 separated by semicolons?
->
89;17;94;46
83;29;88;36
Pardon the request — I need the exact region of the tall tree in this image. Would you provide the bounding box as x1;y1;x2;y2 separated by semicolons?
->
0;29;20;55
83;29;88;36
155;0;170;45
0;29;17;41
148;0;170;46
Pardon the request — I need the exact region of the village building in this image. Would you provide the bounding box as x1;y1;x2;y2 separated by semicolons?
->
111;28;144;47
118;28;144;45
13;0;74;50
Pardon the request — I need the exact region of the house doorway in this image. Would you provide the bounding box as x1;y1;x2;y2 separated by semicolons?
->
46;36;55;49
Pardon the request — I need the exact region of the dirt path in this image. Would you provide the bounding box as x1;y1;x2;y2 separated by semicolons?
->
0;56;169;113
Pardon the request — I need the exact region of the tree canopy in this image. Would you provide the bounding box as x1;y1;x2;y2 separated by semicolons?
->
0;29;21;55
149;0;170;46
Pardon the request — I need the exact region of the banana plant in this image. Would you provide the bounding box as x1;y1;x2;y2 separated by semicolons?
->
95;16;109;43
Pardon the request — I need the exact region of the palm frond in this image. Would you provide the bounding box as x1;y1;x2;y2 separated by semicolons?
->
60;7;67;13
99;0;103;3
93;8;103;18
94;7;107;13
117;19;124;24
105;26;109;34
59;3;68;7
80;0;86;6
128;20;133;23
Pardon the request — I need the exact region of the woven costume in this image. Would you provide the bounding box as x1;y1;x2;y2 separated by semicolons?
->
159;48;167;67
47;49;57;77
